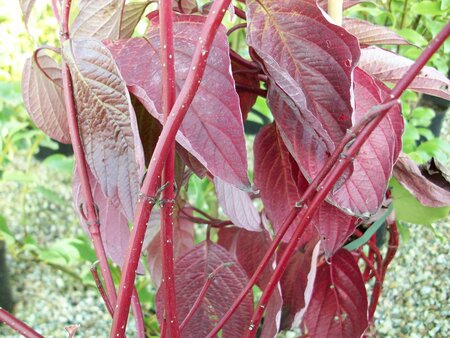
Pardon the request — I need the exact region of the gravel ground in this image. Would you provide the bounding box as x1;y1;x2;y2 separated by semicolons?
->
0;156;448;337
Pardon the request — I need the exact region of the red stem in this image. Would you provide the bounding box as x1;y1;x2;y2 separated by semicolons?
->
131;289;146;338
91;264;114;316
381;221;399;282
180;262;231;331
243;21;450;336
60;0;117;308
51;0;60;25
227;22;247;36
158;0;180;337
110;1;232;336
0;309;44;338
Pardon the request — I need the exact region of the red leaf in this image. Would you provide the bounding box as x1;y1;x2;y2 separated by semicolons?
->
232;60;260;120
107;14;249;189
63;39;145;221
303;249;368;338
359;46;450;100
268;68;403;217
279;240;320;330
173;0;198;14
155;242;253;337
71;0;125;40
247;0;360;148
146;208;195;287
72;168;143;272
254;123;356;251
214;178;261;232
393;154;450;207
343;18;410;46
22;52;70;144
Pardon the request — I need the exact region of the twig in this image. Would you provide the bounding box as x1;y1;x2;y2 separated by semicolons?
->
0;308;44;338
110;0;233;336
91;264;114;316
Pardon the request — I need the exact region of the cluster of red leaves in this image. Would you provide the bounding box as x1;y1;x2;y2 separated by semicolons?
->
16;0;450;337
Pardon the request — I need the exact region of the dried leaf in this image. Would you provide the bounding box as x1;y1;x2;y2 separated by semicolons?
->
393;154;450;207
63;38;144;221
71;0;125;40
22;51;70;144
107;14;249;189
359;46;450;100
303;249;368;338
155;242;253;337
214;177;261;232
343;18;410;46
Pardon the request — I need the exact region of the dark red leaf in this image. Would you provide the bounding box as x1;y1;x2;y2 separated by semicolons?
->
119;1;151;39
303;249;368;338
22;51;71;144
254;123;356;251
155;242;253;337
107;14;249;189
214;178;261;232
173;0;198;14
63;38;145;221
279;240;320;330
247;0;360;148
393;154;450;207
343;18;410;46
232;60;260;120
146;207;195;286
71;0;125;40
218;227;272;289
268;67;403;217
359;46;450;100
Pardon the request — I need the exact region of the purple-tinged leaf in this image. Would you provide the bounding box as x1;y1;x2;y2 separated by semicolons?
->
247;0;360;148
120;1;151;39
19;0;36;28
107;14;249;189
63;38;144;221
343;18;411;46
155;242;253;337
359;46;450;100
261;287;283;338
254;123;355;249
218;227;272;289
22;52;70;144
214;177;261;232
71;0;125;40
176;145;208;179
254;124;301;239
393;154;450;207
303;249;368;338
72;168;140;271
146;207;195;286
270;68;403;217
279;240;320;330
232;59;260;121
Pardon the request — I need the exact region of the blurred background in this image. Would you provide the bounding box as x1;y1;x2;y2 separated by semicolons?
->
0;0;449;337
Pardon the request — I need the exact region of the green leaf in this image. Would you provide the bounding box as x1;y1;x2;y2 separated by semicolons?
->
34;186;65;205
1;170;37;183
397;28;428;47
391;179;450;224
411;1;443;15
396;221;411;242
42;154;74;176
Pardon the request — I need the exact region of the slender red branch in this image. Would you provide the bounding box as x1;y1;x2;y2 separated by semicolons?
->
243;21;450;336
229;50;260;70
91;264;114;316
158;0;180;336
51;0;60;25
358;249;382;283
381;221;399;282
227;22;247;36
131;289;146;338
60;0;117;308
0;308;44;338
110;1;233;336
180;262;232;331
